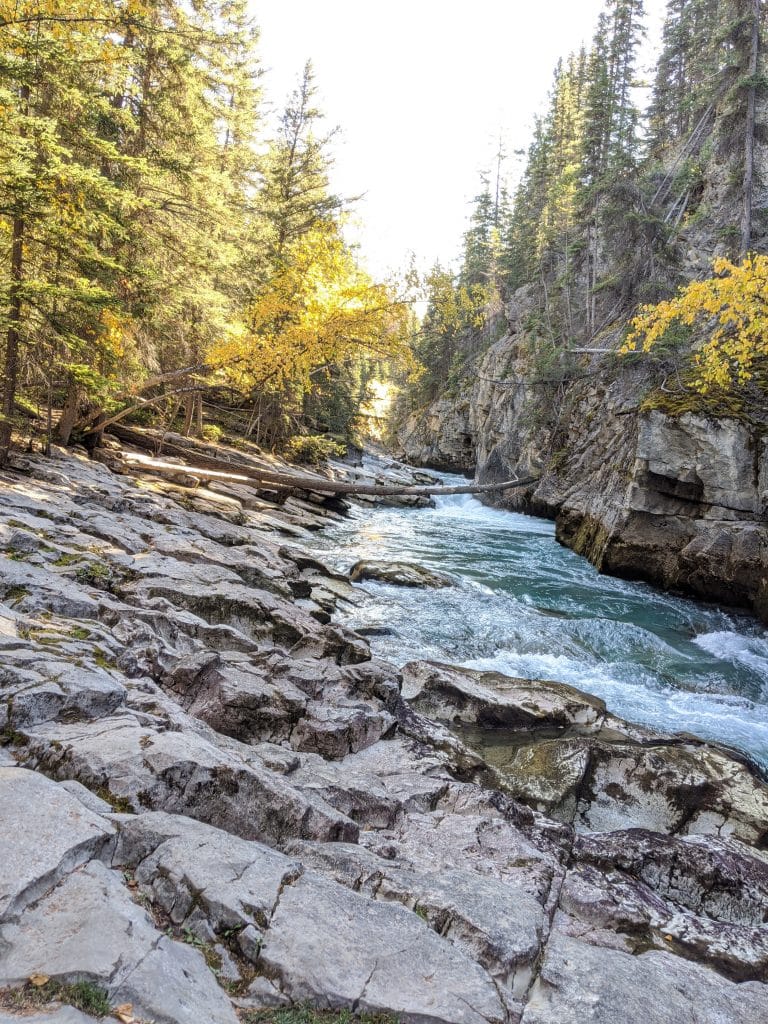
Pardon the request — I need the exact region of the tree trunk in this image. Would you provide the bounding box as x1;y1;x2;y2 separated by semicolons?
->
193;392;203;438
740;0;761;256
0;83;30;466
182;394;194;436
108;425;539;497
0;205;26;466
45;375;53;458
83;412;106;456
56;377;83;445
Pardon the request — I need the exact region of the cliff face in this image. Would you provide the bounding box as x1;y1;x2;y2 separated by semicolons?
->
396;334;768;623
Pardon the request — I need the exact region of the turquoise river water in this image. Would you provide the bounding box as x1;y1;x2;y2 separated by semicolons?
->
313;473;768;770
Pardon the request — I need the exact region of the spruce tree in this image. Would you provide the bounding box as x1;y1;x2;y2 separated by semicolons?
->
459;180;497;290
0;1;138;460
256;62;343;274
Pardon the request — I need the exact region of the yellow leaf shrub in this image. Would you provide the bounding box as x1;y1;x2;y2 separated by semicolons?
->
621;255;768;392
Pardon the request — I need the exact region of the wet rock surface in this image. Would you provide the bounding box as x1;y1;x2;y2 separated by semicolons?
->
0;445;766;1023
350;559;455;588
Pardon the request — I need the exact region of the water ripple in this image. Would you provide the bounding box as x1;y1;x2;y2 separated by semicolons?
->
313;476;768;768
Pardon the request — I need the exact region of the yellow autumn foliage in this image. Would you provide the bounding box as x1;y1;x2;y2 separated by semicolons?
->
622;255;768;392
209;222;414;392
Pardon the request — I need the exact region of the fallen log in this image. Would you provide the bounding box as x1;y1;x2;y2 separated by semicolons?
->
109;425;538;497
120;452;537;497
109;423;275;469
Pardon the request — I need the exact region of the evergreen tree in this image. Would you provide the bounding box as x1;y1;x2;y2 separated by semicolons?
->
580;0;645;192
0;0;265;455
499;119;553;293
0;0;139;460
410;264;486;402
716;0;766;253
459;179;497;290
256;61;343;274
608;0;646;171
649;0;723;153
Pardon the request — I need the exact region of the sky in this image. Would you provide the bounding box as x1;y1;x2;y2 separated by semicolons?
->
250;1;667;277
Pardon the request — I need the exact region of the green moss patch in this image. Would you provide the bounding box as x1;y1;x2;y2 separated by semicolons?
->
0;980;111;1018
241;1008;399;1024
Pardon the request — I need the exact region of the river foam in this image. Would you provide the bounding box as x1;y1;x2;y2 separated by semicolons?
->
314;470;768;768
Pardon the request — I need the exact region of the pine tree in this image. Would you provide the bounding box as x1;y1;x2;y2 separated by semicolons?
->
608;0;646;171
256;62;343;274
649;0;689;152
498;53;588;337
410;264;487;402
715;0;766;253
209;63;412;446
0;1;139;461
649;0;724;154
499;119;553;293
113;0;262;436
0;1;265;454
459;179;497;290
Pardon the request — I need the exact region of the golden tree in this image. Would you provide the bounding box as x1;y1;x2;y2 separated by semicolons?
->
209;222;413;394
622;255;768;391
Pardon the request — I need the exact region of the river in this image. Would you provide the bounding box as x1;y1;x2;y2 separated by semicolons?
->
312;471;768;770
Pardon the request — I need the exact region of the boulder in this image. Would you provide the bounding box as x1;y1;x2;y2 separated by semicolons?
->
350;560;455;588
402;660;606;731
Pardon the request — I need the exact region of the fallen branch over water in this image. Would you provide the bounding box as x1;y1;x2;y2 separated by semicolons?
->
110;425;537;496
120;452;537;496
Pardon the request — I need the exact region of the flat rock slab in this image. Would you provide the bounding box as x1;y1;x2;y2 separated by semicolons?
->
260;872;508;1024
0;861;238;1024
521;929;768;1024
115;811;300;932
292;841;545;1000
0;1010;101;1024
113;812;515;1023
0;769;114;921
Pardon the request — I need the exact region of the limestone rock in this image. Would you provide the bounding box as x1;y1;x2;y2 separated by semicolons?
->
521;929;768;1024
575;742;768;844
114;811;301;934
0;861;239;1024
259;872;508;1024
3;446;768;1024
0;1011;102;1024
402;660;606;731
22;715;358;845
395;330;768;622
0;768;114;921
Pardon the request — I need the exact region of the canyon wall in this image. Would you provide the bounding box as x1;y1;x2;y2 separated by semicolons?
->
396;328;768;623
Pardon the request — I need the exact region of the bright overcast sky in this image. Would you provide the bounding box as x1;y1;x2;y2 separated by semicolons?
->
251;1;667;277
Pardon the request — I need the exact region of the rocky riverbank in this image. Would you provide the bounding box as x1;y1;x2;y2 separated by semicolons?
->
1;440;768;1024
396;325;768;624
